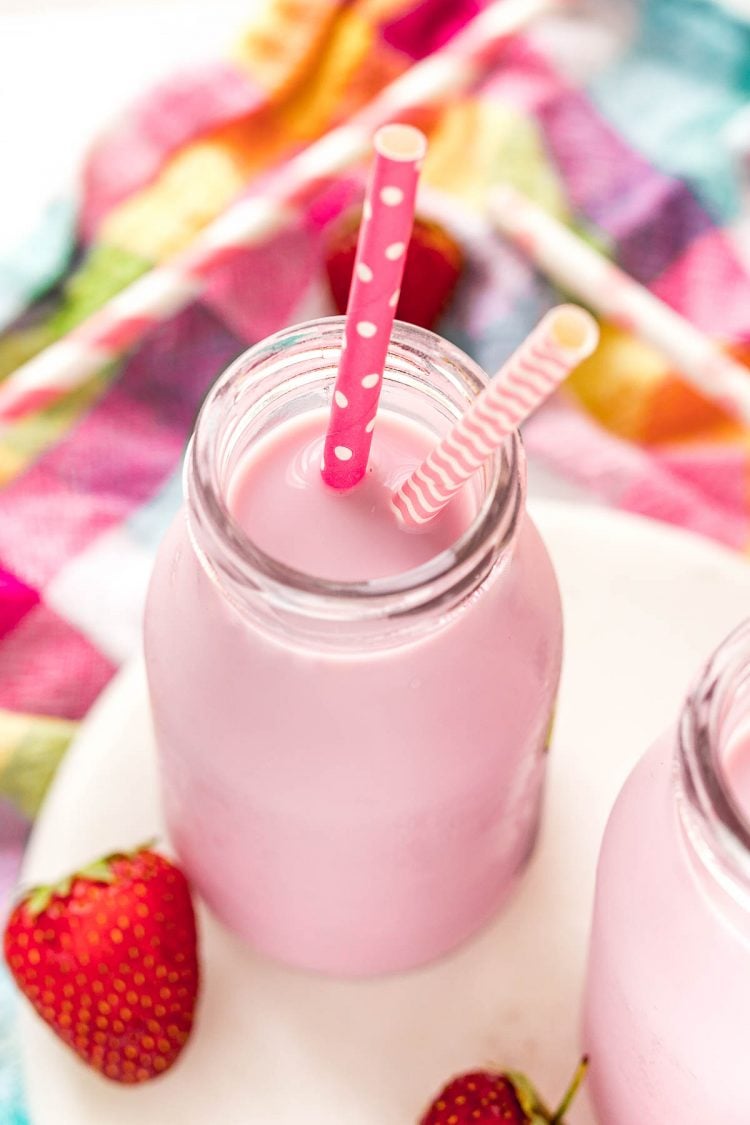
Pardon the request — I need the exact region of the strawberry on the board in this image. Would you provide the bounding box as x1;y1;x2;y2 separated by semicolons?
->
326;210;463;330
420;1058;588;1124
4;846;199;1084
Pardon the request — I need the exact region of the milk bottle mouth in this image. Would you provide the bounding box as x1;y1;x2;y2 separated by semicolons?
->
678;618;750;904
184;317;525;643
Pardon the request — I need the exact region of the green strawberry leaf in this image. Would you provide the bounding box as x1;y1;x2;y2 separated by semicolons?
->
26;885;54;918
18;840;164;920
76;860;116;884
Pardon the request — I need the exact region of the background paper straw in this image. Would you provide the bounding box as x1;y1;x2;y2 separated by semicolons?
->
322;125;425;490
393;305;599;526
0;0;557;428
489;184;750;424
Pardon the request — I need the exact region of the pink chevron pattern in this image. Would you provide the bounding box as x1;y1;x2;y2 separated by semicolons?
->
393;305;599;525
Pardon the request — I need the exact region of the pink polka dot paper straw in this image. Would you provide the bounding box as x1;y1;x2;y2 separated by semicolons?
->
322;124;426;490
393;305;599;526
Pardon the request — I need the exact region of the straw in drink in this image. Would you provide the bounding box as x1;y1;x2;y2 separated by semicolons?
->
393;305;600;526
322;123;426;490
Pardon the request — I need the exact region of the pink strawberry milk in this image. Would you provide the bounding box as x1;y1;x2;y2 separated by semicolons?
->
584;618;750;1123
144;317;563;976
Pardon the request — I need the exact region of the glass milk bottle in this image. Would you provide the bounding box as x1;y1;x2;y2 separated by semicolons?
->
144;318;562;977
584;619;750;1122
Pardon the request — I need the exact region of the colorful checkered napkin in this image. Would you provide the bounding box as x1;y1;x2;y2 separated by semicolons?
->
1;0;750;1114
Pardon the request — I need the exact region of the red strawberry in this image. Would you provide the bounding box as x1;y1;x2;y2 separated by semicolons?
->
325;210;463;330
4;846;199;1084
420;1058;588;1124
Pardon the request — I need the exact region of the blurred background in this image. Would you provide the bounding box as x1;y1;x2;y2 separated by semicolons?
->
2;0;748;264
1;0;750;1119
0;0;250;260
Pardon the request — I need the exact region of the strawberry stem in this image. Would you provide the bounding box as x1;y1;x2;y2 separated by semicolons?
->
549;1057;588;1124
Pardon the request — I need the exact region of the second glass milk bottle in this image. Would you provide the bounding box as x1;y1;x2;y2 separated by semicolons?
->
584;619;750;1122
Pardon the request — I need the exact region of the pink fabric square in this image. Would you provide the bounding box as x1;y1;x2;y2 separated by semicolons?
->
382;0;482;60
0;304;241;589
0;602;115;719
81;63;267;239
0;398;184;588
653;444;749;515
305;177;362;233
200;222;321;343
0;569;39;640
650;226;750;339
619;472;750;548
481;37;569;115
538;87;659;228
524;398;749;550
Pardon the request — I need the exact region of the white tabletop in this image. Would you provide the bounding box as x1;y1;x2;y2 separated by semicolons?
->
21;501;750;1124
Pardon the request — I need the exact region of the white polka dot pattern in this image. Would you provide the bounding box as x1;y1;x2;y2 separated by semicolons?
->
380;186;404;206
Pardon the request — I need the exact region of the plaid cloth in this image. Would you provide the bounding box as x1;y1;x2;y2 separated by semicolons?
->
1;0;750;1115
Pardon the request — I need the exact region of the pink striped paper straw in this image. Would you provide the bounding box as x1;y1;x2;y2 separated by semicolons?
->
322;124;425;490
393;305;599;526
0;0;557;428
489;184;750;425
